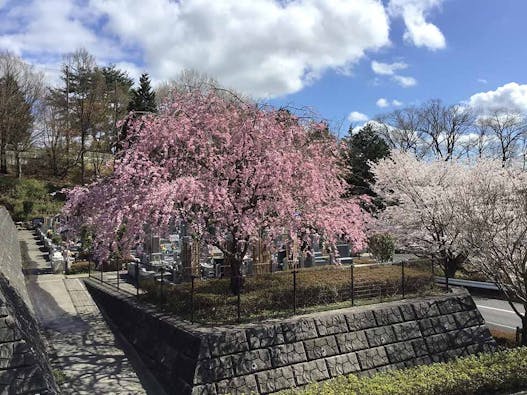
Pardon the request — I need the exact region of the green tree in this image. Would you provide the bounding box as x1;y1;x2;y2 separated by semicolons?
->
0;52;42;176
118;73;157;152
367;233;395;262
341;124;390;197
127;73;156;113
0;74;33;177
47;50;133;181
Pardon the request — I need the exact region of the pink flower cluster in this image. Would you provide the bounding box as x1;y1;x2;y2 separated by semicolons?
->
63;90;370;262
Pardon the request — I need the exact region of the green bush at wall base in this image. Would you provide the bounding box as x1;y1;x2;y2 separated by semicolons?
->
285;347;527;395
68;261;95;274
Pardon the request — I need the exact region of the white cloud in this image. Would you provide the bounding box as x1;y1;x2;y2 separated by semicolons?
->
376;98;403;108
371;60;416;88
348;111;369;122
393;75;417;87
376;98;389;108
388;0;446;50
0;0;120;60
114;61;148;87
477;78;488;84
89;0;390;98
0;0;449;97
371;60;407;76
468;82;527;113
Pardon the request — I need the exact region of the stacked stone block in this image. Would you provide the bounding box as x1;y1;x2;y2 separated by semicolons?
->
0;207;59;394
86;279;496;395
191;292;496;394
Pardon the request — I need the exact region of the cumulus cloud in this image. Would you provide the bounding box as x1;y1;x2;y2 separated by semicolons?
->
393;75;417;87
468;82;527;114
0;0;120;60
0;0;447;97
376;98;403;108
348;111;369;122
371;61;408;76
376;98;389;108
388;0;446;50
90;0;391;98
371;60;416;87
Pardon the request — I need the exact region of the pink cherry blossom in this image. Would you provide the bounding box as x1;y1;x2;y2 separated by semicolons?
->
63;90;370;292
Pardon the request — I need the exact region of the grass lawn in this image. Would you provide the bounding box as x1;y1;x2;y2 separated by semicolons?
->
142;263;434;324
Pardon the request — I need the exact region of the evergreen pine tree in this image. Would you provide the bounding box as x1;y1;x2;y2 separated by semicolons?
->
341;124;390;197
127;73;156;113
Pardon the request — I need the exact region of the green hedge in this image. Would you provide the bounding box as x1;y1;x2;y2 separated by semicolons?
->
285;347;527;395
68;260;95;274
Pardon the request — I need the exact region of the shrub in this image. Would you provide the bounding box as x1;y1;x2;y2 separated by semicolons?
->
0;177;63;221
51;233;62;245
68;260;95;274
368;233;395;262
286;347;527;395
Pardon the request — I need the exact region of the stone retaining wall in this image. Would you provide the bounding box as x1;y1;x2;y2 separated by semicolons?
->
0;207;31;307
86;279;496;395
0;207;59;394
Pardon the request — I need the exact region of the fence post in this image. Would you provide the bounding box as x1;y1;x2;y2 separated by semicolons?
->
293;270;297;315
191;275;195;323
135;263;139;297
350;263;355;307
237;276;241;324
431;260;435;290
117;262;120;290
159;267;165;304
401;260;405;298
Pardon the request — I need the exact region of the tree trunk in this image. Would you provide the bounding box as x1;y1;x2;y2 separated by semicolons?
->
522;314;527;346
0;141;7;174
229;258;243;296
15;150;21;179
81;130;86;184
443;252;467;279
225;251;244;295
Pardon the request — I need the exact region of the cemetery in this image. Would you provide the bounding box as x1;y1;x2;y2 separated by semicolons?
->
77;220;434;324
1;4;527;394
56;88;526;394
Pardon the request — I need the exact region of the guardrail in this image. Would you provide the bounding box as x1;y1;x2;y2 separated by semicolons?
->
435;276;499;291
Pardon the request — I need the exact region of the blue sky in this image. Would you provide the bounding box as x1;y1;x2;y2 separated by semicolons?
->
271;0;527;134
1;0;526;135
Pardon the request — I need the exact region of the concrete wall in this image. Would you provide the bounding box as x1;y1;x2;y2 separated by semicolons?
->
86;279;496;395
0;207;59;394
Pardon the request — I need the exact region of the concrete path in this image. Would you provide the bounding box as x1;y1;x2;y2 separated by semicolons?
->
19;229;164;395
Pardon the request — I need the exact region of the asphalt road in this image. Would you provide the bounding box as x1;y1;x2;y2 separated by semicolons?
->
473;296;525;332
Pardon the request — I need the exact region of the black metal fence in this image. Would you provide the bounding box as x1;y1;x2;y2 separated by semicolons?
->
88;259;436;325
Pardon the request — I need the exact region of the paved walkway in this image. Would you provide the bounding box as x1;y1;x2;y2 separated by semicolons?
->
19;229;163;394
